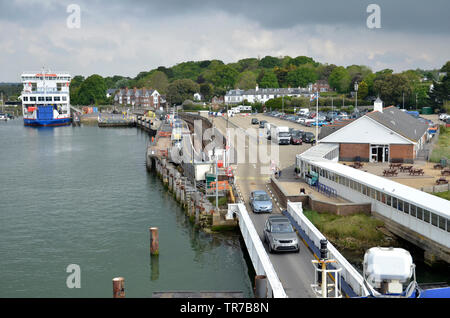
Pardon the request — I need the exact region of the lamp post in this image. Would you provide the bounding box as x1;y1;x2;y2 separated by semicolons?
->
354;82;358;113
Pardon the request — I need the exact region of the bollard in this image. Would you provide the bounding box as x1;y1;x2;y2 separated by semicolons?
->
112;277;125;298
319;239;328;298
150;255;160;281
149;227;159;256
254;275;268;298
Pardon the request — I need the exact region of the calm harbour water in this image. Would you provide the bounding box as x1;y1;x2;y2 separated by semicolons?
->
0;118;253;297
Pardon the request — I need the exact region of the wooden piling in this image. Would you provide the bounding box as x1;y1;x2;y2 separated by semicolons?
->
149;227;159;256
112;277;125;298
254;275;267;298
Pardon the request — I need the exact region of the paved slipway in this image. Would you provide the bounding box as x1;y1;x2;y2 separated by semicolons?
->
213;115;317;298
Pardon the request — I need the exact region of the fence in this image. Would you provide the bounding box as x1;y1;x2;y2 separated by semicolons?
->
285;202;370;297
227;203;287;298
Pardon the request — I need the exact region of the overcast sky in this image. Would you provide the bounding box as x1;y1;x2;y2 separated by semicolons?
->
0;0;449;82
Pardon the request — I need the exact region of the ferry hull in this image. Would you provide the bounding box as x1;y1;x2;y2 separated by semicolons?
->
24;117;72;127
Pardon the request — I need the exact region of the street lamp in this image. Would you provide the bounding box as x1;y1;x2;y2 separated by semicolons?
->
354;82;359;113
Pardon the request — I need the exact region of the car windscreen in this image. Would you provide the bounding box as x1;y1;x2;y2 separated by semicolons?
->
279;132;290;137
271;223;294;233
292;131;302;137
304;132;314;137
254;194;270;201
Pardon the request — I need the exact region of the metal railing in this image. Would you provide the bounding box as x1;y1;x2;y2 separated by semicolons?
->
285;201;370;297
227;203;287;298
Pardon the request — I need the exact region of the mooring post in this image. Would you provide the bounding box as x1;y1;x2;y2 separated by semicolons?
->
254;275;268;298
112;277;125;298
149;227;159;256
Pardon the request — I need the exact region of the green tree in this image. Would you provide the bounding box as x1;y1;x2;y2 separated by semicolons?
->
199;83;213;102
76;74;107;105
357;81;369;100
236;71;257;90
440;61;450;73
373;74;413;106
69;75;85;105
290;56;318;67
328;66;351;93
258;70;279;88
166;79;200;105
137;71;169;94
259;56;282;69
429;75;450;110
286;65;318;88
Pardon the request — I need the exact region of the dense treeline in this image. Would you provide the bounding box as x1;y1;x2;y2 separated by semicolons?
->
65;57;448;110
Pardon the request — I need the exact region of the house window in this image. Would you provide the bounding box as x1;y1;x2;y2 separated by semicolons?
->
386;195;392;207
392;197;398;210
23;96;28;101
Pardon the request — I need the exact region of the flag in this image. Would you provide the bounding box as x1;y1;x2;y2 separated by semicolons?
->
310;92;319;102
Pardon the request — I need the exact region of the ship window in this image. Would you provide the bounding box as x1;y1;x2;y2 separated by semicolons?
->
54;97;60;101
423;210;430;223
397;200;403;212
392;197;398;210
30;97;36;101
62;96;67;101
23;97;28;101
431;213;438;227
410;205;416;217
46;97;52;101
38;97;44;101
404;202;410;214
438;216;446;231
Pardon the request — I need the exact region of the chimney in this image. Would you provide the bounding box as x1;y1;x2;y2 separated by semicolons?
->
374;97;383;112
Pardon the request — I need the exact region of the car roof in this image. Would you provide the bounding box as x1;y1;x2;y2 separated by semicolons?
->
252;190;268;195
267;216;290;223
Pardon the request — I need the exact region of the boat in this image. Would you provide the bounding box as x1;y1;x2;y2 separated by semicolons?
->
20;69;72;127
0;113;9;121
362;247;450;298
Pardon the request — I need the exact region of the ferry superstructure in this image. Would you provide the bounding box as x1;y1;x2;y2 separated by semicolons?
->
20;70;72;126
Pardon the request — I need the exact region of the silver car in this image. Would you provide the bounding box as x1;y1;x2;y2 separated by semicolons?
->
250;190;273;213
264;216;299;253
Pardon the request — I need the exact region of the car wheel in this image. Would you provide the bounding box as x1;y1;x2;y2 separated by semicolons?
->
268;243;273;254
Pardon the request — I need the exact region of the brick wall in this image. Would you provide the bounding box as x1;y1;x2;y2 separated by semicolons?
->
339;143;370;162
390;144;414;162
270;177;371;216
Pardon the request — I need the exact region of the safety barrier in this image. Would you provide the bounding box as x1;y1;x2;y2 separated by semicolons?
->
312;182;337;198
227;203;287;298
285;201;369;297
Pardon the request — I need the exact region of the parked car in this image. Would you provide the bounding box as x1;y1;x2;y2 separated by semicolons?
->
250;190;273;213
259;120;267;128
439;113;449;121
290;130;303;145
251;118;259;125
311;121;329;127
302;131;316;143
264;216;299;253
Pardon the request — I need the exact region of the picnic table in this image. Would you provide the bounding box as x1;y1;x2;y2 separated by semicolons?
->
399;165;413;172
433;163;444;170
353;162;364;168
442;169;450;176
409;168;424;176
383;169;398;177
389;163;402;169
436;177;448;185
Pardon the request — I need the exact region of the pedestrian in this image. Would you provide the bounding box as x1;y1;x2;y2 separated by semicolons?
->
278;168;282;179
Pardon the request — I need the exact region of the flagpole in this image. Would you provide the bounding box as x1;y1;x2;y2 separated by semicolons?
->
315;91;319;144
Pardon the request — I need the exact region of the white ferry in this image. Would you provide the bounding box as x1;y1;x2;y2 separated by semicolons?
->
20;69;72;126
